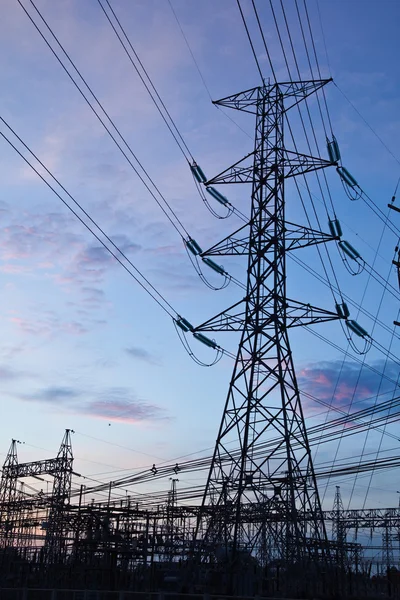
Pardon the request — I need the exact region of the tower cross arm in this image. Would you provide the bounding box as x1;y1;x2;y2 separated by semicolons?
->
285;298;341;328
286;221;338;251
201;223;250;256
193;299;246;332
206;147;335;186
201;221;337;257
284;149;336;178
213;79;332;114
206;150;255;185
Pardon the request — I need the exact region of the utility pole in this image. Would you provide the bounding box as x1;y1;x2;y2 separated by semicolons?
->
194;80;339;572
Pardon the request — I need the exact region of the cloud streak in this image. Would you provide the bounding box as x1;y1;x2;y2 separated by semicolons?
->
19;384;166;424
125;346;159;365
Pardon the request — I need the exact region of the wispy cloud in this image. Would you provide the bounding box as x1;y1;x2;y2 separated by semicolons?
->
125;346;160;365
0;364;30;381
25;386;81;403
19;384;166;424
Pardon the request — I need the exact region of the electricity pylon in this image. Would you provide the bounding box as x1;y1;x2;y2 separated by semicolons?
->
332;485;346;569
44;428;74;563
0;440;19;547
194;80;339;565
332;486;345;544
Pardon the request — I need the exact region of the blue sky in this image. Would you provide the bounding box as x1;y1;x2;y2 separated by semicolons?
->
0;0;399;515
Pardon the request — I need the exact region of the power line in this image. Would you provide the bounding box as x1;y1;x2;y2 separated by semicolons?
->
237;0;264;83
0;116;238;366
334;81;400;169
97;0;252;230
167;0;213;102
231;3;400;486
302;0;333;135
167;0;252;140
18;0;190;239
97;0;193;162
251;0;277;82
315;0;331;78
0;116;177;318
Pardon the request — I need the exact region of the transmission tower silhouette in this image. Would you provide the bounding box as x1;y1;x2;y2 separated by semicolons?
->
194;79;341;567
45;428;74;563
0;439;19;547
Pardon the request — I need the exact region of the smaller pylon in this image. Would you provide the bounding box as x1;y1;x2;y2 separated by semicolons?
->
0;440;19;546
44;429;74;563
166;478;179;561
332;485;346;566
382;520;394;573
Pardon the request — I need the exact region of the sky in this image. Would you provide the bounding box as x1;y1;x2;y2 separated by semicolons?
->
0;0;399;517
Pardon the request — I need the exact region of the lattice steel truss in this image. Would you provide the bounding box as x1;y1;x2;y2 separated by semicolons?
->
0;430;73;564
194;80;340;565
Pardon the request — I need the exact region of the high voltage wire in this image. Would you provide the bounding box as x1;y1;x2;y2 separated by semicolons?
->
0;116;238;365
317;206;396;491
97;0;252;228
17;0;190;239
246;0;400;509
260;0;344;316
97;0;193;163
0;116;176;318
21;0;400;358
334;82;400;170
166;0;213;103
302;0;333;135
190;0;400;504
78;391;400;492
262;2;400;499
13;0;249;365
241;1;345;319
76;383;400;486
167;0;252;140
251;0;277;83
20;0;253;294
98;0;252;227
237;0;264;83
73;435;400;501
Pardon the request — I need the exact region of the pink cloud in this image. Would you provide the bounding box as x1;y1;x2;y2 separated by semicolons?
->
298;360;398;413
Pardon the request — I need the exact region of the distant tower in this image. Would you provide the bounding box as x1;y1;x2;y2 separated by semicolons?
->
166;478;179;561
0;440;19;546
382;520;394;574
194;79;339;568
332;485;346;567
44;429;74;563
332;485;345;543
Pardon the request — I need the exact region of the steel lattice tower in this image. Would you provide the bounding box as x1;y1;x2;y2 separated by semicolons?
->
194;80;341;566
332;486;345;544
0;440;19;547
44;428;74;563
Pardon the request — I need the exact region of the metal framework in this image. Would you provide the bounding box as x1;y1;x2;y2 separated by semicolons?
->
0;435;399;596
194;80;339;566
196;80;338;564
0;86;398;597
0;440;19;547
0;430;74;563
